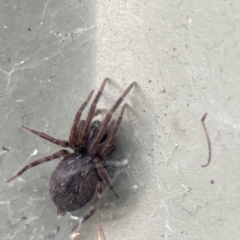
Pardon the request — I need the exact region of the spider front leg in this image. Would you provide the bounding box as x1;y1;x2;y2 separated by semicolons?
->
7;149;70;182
80;78;108;147
89;82;135;155
76;109;111;145
22;125;70;147
69;89;94;147
76;120;86;144
99;103;128;156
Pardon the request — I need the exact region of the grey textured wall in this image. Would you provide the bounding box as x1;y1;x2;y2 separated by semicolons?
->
1;0;240;239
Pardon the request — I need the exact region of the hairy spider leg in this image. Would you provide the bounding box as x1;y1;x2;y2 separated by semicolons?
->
22;125;70;147
99;103;128;156
76;120;86;144
107;119;117;134
94;156;119;198
76;108;109;144
93;119;117;156
7;150;70;182
80;78;108;147
82;181;104;223
89;82;135;155
69;89;95;147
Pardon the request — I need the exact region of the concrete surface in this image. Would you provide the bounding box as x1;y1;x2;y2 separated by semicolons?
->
1;0;240;240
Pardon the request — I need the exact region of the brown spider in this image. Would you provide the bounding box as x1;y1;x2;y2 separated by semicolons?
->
7;78;135;223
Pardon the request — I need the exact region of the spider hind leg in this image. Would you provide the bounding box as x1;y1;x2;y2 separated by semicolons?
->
82;181;104;223
7;150;70;182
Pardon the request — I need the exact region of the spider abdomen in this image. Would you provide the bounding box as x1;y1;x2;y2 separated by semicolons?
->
49;153;97;214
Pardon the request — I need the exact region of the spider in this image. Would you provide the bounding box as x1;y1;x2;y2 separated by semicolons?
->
7;78;135;223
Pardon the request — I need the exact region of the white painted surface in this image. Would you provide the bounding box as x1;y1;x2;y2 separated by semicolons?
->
1;0;240;239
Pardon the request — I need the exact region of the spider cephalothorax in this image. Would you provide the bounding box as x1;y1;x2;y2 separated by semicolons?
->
7;78;135;222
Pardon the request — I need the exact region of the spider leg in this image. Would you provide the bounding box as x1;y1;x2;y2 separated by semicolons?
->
76;120;86;144
76;107;106;145
80;78;108;147
22;125;70;147
69;89;95;147
92;119;116;156
100;145;116;158
7;149;70;182
94;156;119;198
82;181;104;223
103;119;116;137
89;82;135;154
99;103;127;156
